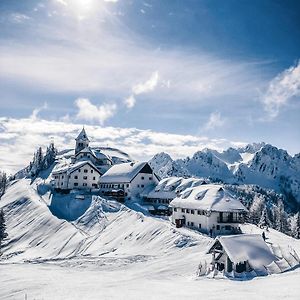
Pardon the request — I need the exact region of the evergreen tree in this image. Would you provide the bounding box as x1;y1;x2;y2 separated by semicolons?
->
258;206;271;229
248;195;265;225
290;212;300;239
0;209;8;250
0;171;7;198
273;200;290;234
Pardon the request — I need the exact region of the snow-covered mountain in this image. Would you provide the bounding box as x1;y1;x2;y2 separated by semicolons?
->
149;143;300;205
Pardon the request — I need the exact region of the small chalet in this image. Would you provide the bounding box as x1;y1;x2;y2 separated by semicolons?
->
207;234;278;276
170;184;247;235
99;162;159;201
52;160;102;190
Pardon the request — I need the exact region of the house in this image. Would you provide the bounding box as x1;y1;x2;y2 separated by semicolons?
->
52;160;102;191
169;184;248;235
141;176;207;214
99;162;159;201
207;234;278;276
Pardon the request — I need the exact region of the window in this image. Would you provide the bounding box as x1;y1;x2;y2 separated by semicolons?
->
191;209;195;215
93;177;96;180
186;209;190;214
199;224;201;229
225;225;231;231
83;183;87;186
190;222;194;227
74;183;78;186
91;170;94;173
141;176;144;180
61;182;63;186
74;175;78;179
92;183;97;187
216;225;220;230
126;184;129;187
83;176;87;180
174;207;177;212
197;210;201;215
78;169;81;172
182;208;185;213
84;169;88;173
62;175;64;179
141;184;144;188
137;184;140;188
149;177;152;180
187;221;190;226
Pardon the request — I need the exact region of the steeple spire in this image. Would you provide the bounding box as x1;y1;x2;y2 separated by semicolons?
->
75;127;90;154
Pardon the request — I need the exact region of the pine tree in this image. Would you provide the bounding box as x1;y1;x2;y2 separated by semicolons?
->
258;206;271;229
0;209;8;250
248;195;265;225
0;171;7;198
290;212;300;239
273;200;289;234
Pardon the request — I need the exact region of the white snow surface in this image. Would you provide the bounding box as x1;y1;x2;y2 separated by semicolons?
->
0;176;300;299
170;184;247;212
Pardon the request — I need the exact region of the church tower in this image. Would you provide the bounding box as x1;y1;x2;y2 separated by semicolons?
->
75;127;90;154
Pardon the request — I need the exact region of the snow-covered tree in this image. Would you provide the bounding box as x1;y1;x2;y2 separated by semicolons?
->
0;171;7;198
273;200;290;234
290;212;300;239
43;142;57;169
258;206;271;229
0;209;8;250
248;195;265;225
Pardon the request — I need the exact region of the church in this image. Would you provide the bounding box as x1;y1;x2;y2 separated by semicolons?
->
52;128;112;191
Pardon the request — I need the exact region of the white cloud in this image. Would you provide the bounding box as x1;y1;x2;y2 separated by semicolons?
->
204;112;225;131
262;61;300;118
10;13;31;24
124;95;136;109
30;102;48;120
124;71;160;109
75;98;117;125
0;116;245;174
132;71;159;95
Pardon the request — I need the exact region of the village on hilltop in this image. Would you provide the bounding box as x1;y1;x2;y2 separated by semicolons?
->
49;128;300;278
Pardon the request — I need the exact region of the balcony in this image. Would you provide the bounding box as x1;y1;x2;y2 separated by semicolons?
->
217;217;245;224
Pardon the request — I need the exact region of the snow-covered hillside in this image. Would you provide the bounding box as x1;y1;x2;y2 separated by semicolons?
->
149;143;300;204
1;175;300;299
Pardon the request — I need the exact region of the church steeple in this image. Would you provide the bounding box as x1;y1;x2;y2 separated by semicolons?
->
75;127;90;154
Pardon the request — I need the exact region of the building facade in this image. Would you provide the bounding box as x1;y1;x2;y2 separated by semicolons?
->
99;162;159;201
170;184;247;235
52;161;102;190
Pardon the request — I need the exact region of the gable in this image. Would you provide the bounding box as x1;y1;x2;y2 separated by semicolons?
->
139;163;153;174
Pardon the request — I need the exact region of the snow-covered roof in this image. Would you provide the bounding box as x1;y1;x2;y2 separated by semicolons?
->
52;161;101;175
99;162;153;183
208;234;277;270
169;184;247;212
75;147;112;162
75;127;89;141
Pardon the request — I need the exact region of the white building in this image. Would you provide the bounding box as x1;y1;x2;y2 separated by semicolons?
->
141;176;207;213
72;128;112;172
52;160;102;190
170;184;247;235
207;234;277;276
99;162;159;201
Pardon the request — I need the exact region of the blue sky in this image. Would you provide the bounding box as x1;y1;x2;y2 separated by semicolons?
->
0;0;300;173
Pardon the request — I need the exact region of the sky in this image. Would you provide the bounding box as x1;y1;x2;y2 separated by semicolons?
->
0;0;300;173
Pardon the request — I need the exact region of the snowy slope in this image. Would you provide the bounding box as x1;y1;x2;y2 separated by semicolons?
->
1;174;300;299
